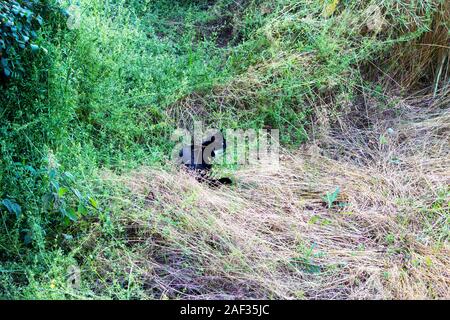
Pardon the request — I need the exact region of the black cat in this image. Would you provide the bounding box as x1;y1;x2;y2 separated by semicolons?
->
179;131;232;186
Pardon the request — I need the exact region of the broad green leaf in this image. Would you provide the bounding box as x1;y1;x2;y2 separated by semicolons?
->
1;199;22;218
65;208;78;222
30;43;39;52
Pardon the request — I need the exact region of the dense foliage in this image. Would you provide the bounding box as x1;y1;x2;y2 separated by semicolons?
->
0;0;447;299
0;0;65;80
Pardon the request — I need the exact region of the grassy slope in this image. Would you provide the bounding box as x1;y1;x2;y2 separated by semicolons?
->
0;0;448;299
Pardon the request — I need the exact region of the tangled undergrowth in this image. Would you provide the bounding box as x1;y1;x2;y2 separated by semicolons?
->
87;93;448;300
0;0;449;299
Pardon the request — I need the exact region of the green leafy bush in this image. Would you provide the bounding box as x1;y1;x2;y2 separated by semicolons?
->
0;0;64;79
1;0;42;78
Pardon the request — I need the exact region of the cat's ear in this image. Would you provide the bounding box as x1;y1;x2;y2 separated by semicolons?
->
202;135;216;147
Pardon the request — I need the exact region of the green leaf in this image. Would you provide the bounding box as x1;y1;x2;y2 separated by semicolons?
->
24;165;37;175
63;234;74;241
63;172;75;181
36;15;43;26
1;199;22;218
23;233;32;245
322;187;340;209
42;193;54;210
66;208;78;222
58;187;68;198
77;203;88;216
379;134;388;145
89;197;98;209
60;207;78;222
3;67;11;77
73;188;82;199
30;43;39;52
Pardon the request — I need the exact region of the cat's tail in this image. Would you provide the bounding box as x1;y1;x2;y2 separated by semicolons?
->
207;177;233;188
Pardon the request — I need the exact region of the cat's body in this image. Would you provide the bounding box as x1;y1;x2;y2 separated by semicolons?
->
178;131;232;186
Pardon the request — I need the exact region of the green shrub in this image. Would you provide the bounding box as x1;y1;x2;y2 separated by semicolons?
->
0;0;62;80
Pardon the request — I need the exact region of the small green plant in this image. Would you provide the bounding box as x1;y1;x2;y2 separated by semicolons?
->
322;187;340;209
290;243;323;274
42;168;99;227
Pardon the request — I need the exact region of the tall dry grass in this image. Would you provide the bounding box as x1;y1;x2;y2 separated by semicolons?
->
97;92;449;299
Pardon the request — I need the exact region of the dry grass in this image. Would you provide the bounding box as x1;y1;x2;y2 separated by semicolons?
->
97;93;449;300
376;0;449;92
72;0;450;300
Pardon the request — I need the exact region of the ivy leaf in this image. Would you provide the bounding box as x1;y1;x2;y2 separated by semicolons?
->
1;199;22;218
30;43;39;52
36;15;43;26
23;231;33;245
3;67;11;77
